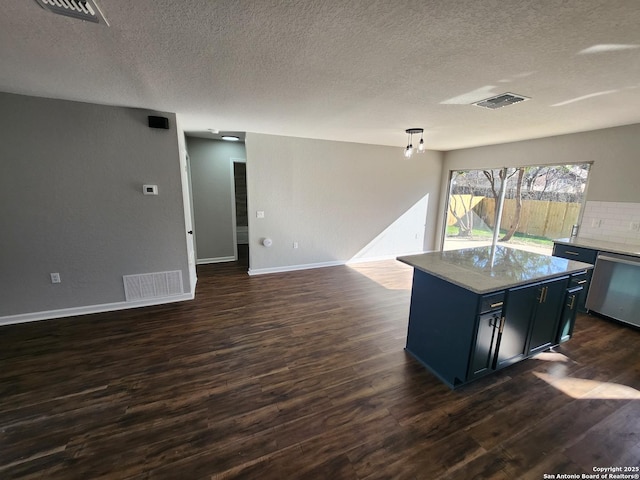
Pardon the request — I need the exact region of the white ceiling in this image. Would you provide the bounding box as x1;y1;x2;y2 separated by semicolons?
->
1;0;639;151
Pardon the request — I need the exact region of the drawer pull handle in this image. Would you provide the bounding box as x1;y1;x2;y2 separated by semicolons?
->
564;251;580;256
576;280;587;285
490;301;504;308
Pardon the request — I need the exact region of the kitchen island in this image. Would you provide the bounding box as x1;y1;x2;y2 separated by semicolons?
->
397;246;593;389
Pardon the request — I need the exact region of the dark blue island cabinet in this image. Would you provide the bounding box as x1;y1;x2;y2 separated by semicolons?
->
400;246;592;389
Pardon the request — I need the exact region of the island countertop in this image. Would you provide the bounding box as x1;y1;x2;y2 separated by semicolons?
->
398;245;593;294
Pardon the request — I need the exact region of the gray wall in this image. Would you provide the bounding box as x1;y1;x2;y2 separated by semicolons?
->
186;137;247;262
438;123;640;246
5;91;635;318
245;133;443;273
0;92;190;318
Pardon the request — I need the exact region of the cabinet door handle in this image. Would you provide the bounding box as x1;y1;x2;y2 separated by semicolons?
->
564;251;580;256
576;280;587;285
542;286;548;303
539;286;548;303
498;317;505;334
490;301;504;308
568;295;576;310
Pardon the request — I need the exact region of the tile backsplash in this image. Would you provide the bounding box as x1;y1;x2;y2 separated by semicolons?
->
579;201;640;244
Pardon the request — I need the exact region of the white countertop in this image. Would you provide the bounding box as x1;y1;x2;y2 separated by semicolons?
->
553;237;640;258
397;245;593;294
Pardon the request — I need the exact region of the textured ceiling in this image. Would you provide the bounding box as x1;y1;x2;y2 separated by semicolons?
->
1;0;639;150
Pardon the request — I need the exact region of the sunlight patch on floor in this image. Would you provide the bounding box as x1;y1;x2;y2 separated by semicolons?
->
533;371;640;400
532;351;570;363
347;261;413;291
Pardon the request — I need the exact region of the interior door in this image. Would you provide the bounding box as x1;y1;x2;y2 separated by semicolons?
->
180;146;197;291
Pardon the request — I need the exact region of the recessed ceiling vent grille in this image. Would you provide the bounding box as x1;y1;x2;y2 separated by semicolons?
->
473;93;529;110
33;0;109;26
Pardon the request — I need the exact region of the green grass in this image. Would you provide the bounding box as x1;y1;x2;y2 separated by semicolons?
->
445;225;553;247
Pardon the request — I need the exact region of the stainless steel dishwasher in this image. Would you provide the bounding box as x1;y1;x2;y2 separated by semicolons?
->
586;252;640;327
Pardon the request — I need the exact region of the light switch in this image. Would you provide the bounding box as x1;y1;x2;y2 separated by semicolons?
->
256;211;265;218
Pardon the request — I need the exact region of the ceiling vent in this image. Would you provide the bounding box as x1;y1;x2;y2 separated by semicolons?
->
473;93;529;110
33;0;109;26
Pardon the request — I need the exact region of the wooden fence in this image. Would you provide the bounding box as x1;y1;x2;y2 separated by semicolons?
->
447;195;581;239
446;195;485;224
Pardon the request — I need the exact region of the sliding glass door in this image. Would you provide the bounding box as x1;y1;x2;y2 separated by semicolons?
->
442;163;591;254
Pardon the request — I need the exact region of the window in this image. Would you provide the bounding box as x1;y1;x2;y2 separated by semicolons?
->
442;163;592;254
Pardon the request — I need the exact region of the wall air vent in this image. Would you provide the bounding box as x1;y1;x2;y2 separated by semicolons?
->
123;271;184;302
473;93;529;110
33;0;109;26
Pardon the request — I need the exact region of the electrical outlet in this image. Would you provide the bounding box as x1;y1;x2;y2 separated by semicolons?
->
256;211;265;218
630;221;640;231
50;272;61;284
591;219;602;228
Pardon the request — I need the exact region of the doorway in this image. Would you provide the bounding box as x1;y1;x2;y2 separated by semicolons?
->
185;136;248;268
232;159;249;267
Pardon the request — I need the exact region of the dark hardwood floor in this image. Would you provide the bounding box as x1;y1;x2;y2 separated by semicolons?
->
1;250;639;479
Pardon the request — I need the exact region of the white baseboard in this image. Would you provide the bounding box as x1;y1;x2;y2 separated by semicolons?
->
247;251;430;276
347;250;428;264
248;260;345;276
197;256;236;265
0;292;195;327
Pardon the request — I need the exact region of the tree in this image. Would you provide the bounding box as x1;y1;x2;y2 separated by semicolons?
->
449;193;474;236
523;165;573;200
500;167;525;242
481;167;525;242
448;171;476;236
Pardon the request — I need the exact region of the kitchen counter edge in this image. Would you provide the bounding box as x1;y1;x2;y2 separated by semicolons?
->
553;237;640;258
397;250;593;295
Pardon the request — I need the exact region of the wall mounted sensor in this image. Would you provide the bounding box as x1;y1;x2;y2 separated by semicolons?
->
148;116;169;129
143;184;158;195
262;238;273;247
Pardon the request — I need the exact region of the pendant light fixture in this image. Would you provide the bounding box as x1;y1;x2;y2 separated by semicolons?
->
403;128;425;158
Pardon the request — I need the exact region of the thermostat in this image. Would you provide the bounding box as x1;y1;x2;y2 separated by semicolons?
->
143;184;158;195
